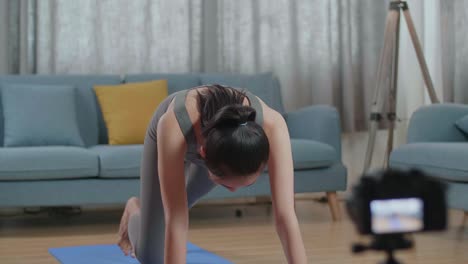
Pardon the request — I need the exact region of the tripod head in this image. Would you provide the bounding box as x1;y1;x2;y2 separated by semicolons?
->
352;234;413;264
390;1;408;11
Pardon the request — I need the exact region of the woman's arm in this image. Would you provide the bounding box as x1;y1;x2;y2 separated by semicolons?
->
266;111;308;264
157;111;189;264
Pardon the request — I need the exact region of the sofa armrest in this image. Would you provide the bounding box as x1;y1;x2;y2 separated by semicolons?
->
284;105;342;158
407;103;468;143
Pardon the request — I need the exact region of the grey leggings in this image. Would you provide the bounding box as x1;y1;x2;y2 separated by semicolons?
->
128;95;216;264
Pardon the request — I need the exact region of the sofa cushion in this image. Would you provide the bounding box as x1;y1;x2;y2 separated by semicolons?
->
290;139;337;170
0;147;99;181
90;145;143;178
124;74;200;94
94;80;168;145
91;139;335;179
200;72;284;113
0;75;122;147
390;143;468;182
2;83;84;147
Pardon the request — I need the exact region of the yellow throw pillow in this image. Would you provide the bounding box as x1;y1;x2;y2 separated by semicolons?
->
94;80;168;145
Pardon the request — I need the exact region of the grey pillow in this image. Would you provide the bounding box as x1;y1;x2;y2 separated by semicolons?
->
2;83;85;147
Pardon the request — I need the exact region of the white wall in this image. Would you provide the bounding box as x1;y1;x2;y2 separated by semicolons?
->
0;0;9;74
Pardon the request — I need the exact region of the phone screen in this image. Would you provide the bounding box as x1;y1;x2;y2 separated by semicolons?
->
370;198;423;234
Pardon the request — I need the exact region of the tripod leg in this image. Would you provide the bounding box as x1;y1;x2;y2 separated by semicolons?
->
384;96;397;168
364;9;400;172
402;7;440;103
384;7;401;168
364;121;379;172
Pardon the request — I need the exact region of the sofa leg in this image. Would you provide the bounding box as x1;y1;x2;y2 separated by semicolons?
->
463;212;467;229
457;212;467;239
326;192;341;222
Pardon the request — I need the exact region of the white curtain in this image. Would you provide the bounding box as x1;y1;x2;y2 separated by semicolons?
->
440;0;468;104
1;0;37;74
0;0;9;74
35;0;202;75
6;0;467;131
216;0;388;131
1;0;391;131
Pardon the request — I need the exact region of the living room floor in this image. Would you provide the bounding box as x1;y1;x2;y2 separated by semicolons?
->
0;198;467;264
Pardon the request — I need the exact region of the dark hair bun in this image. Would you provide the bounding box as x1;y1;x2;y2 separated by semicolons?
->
202;105;256;136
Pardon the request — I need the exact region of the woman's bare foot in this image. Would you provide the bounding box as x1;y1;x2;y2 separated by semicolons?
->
118;197;140;257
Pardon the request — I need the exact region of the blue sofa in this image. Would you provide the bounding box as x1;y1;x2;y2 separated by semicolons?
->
0;73;347;219
390;104;468;212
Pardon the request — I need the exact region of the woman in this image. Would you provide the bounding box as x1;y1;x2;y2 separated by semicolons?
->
117;84;307;264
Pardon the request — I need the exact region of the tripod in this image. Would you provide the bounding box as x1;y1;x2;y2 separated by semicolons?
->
363;0;440;172
352;234;414;264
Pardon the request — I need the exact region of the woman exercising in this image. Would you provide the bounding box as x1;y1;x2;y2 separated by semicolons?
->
117;84;307;263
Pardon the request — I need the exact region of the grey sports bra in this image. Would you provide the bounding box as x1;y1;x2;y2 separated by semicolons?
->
173;88;264;165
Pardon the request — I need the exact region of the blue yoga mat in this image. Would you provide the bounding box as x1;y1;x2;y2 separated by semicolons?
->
49;243;232;264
